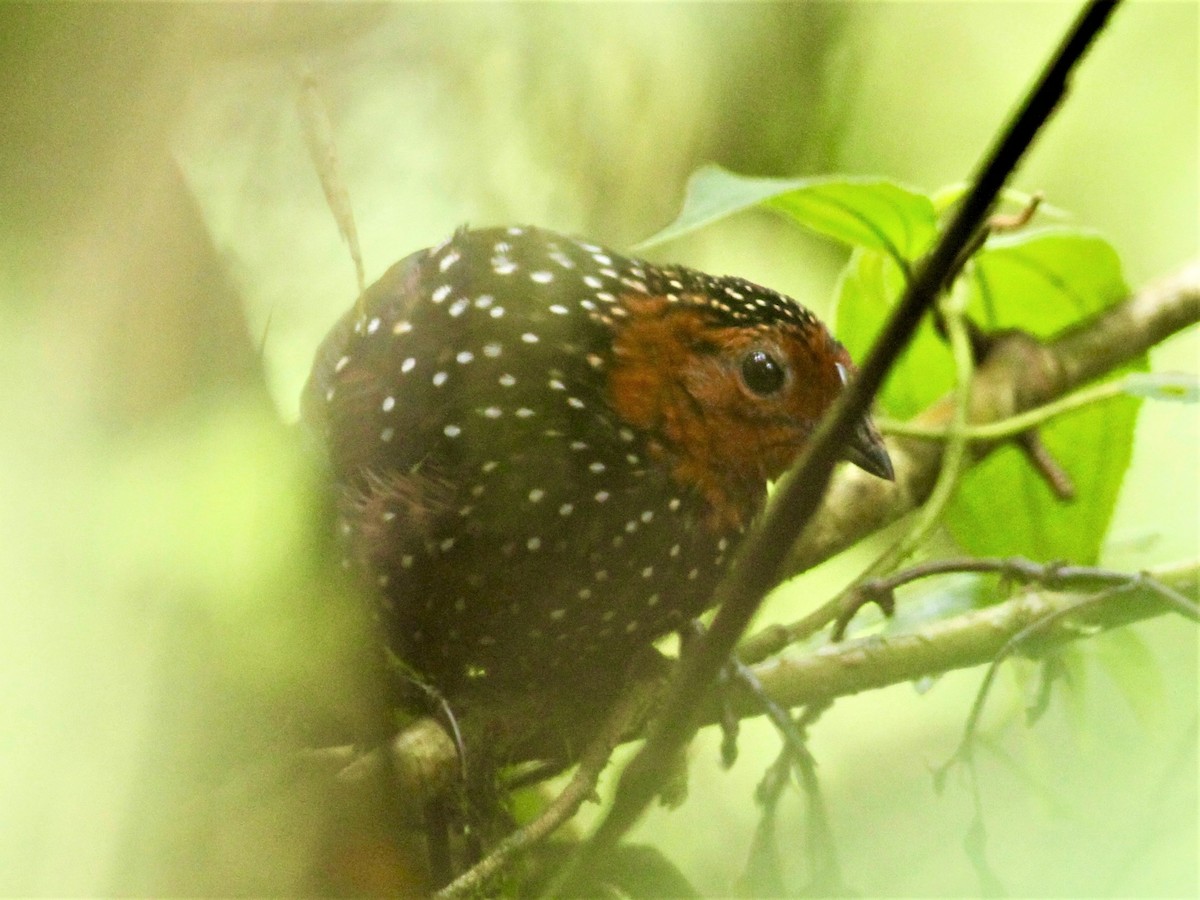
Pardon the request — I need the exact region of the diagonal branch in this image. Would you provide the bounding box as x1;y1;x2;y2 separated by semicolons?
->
571;0;1126;869
331;259;1199;833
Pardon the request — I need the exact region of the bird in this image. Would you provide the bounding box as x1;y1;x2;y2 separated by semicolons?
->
302;225;893;703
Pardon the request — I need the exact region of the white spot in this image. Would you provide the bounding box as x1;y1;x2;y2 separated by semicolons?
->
570;440;589;451
440;537;456;552
548;378;566;391
444;424;461;438
594;569;609;581
482;406;502;418
669;544;681;557
625;620;639;633
431;284;452;304
625;520;638;533
717;537;729;552
493;260;517;275
618;428;635;443
325;387;335;402
627;454;641;465
568;397;586;409
483;342;502;357
595;490;609;503
382;511;396;522
601;610;616;622
580;299;597;312
507;226;525;236
499;374;517;387
589;461;606;474
367;317;381;334
640;510;654;523
439;249;461;272
641;566;654;579
381;396;395;412
550;609;566;621
599;269;618;280
456;350;474;364
619;277;647;292
521;332;540;344
531;271;554;284
334;355;350;373
527;537;542;551
577;587;592;600
475;294;494;309
458;505;474;516
583;275;603;289
515;407;534;418
449;298;470;317
393;320;412;335
528;488;545;503
401;554;414;569
548;304;569;315
401;357;416;373
489;306;506;318
592;252;612;266
481;460;499;473
380;427;395;442
432;371;448;387
688;568;699;580
668;498;682;512
596;291;616;303
559;503;574;517
647;593;660;606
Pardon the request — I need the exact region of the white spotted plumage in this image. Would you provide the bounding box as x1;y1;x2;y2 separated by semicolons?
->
302;224;855;694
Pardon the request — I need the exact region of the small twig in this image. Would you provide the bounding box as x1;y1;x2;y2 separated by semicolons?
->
987;190;1044;232
297;68;366;299
834;280;980;639
736;701;834;896
942;581;1135;774
437;681;654;898
877;372;1132;442
856;556;1200;622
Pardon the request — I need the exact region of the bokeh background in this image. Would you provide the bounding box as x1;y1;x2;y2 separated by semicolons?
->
2;2;1196;895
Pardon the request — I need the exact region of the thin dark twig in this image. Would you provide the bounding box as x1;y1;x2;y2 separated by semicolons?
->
945;582;1132;773
566;2;1122;874
855;556;1200;622
437;681;653;898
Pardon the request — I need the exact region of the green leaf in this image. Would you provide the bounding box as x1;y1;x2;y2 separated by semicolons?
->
637;165;936;268
833;247;953;419
948;229;1142;564
765;179;937;264
635;164;814;249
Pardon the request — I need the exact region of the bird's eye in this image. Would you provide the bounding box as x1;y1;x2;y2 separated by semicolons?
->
740;349;786;395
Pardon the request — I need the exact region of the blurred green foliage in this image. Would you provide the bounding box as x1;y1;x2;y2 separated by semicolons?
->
1;2;1195;896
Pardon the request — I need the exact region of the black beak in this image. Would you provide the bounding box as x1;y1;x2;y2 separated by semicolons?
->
843;416;894;481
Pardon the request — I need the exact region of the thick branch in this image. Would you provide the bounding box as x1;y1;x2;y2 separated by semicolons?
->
725;561;1197;719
